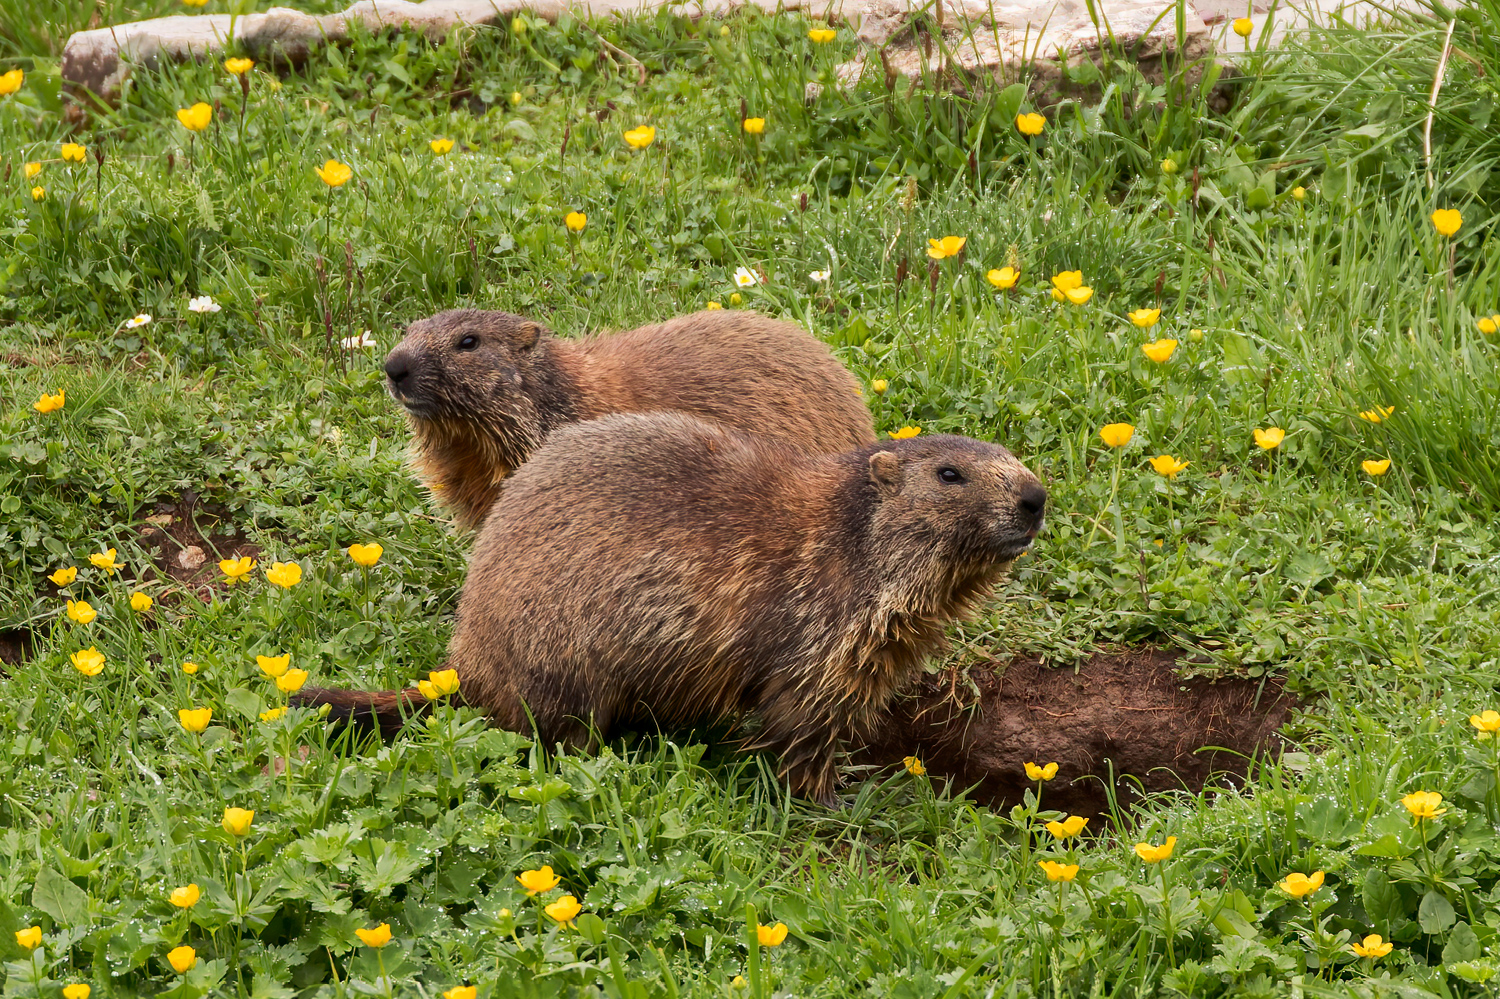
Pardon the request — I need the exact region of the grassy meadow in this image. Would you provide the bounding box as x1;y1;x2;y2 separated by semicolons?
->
2;0;1500;994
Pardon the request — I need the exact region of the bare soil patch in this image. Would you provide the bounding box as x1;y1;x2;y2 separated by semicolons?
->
135;491;262;601
858;648;1295;816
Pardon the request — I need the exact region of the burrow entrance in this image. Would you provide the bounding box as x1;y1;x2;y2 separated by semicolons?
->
858;648;1296;816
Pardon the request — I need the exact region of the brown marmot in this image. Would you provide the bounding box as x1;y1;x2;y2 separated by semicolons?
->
383;308;877;529
300;413;1046;807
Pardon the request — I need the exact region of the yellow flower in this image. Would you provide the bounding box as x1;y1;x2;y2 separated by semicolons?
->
71;647;105;676
315;160;352;187
15;926;41;949
987;266;1019;289
63;986;90;999
1016;112;1046;136
182;661;199;675
443;989;477;999
428;669;460;696
219;555;256;582
418;680;440;700
1232;17;1253;36
1400;790;1445;820
1253;427;1285;450
510;91;523;106
176;102;213;131
1352;934;1393;959
1431;208;1462;237
23;159;40;177
31;186;45;201
89;548;120;574
561;210;588;234
276;669;309;694
61;142;86;163
1278;870;1325;898
517;865;561;895
742;117;766;135
1361;459;1391;476
224;57;254;74
729;292;742;306
1024;761;1058;781
731;976;747;990
871;379;888;394
1292;186;1306;200
1479;317;1496;335
167;946;197;973
1064;286;1093;305
890;427;922;440
50;566;78;586
0;68;23;95
926;236;966;260
178;707;212;733
1188;328;1204;342
347;543;383;567
1129;308;1162;329
265;561;302;588
33;388;67;415
430;138;454;155
545;895;582;925
1470;711;1500;733
756;922;788;946
169;884;202;908
1150;454;1190;478
257;654;290;677
808;27;837;42
1358;405;1396;423
1099;423;1135;448
1134;836;1177;863
1050;271;1083;299
903;755;926;776
356;923;393;947
623;126;656;149
1038;860;1079;882
66;599;97;624
1140;338;1177;363
1044;815;1088;839
1160;158;1177;174
130;591;153;612
260;706;287;722
222;807;255;836
706;301;722;310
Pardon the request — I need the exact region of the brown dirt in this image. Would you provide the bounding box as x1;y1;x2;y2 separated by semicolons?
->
0;628;33;668
134;491;262;602
857;648;1296;816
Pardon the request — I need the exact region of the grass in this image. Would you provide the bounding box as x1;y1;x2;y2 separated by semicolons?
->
1;0;1500;995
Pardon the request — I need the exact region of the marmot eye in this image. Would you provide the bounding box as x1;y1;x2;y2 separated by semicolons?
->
938;467;965;484
457;335;479;350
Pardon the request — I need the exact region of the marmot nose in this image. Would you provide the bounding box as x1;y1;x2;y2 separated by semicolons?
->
384;351;412;385
1017;480;1047;525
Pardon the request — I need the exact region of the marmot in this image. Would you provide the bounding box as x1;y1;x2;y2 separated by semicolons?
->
300;413;1046;807
383;308;877;529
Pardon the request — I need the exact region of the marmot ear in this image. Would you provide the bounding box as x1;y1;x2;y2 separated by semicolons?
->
511;322;544;351
868;451;902;498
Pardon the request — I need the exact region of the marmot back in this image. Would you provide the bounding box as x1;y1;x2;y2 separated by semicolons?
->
300;413;1047;807
383;309;877;529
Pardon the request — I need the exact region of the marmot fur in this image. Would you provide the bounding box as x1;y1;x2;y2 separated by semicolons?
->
383;308;877;529
300;413;1046;807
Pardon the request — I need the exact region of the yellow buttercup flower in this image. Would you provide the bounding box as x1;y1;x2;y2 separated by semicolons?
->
1291;186;1306;201
347;543;383;567
61;142;86;163
31;185;45;201
1024;761;1058;781
1129;308;1161;328
32;389;66;418
742;117;766;135
871;379;888;394
1232;17;1253;36
63;986;91;999
1253;427;1285;450
1479;317;1497;335
890;426;922;440
565;211;587;233
756;922;788;946
276;669;309;694
220;555;256;582
729;293;742;306
1045;815;1088;839
1015;112;1045;136
315;159;352;187
1141;338;1178;363
224;57;254;74
49;566;78;586
178;707;212;733
443;989;477;999
1362;459;1391;476
260;706;287;722
1134;836;1176;863
1160;158;1177;174
0;68;23;95
428;669;460;696
182;661;199;675
418;679;440;700
1150;454;1190;478
130;591;153;612
1064;286;1093;305
1470;711;1500;733
903;755;926;776
169;884;201;908
1358;405;1396;423
265;561;302;588
66;599;97;624
1401;790;1445;820
430;138;454;155
1050;271;1083;300
356;923;393;947
1099;423;1134;448
1038;860;1079;882
176;102;213;131
987;266;1019;289
1278;870;1325;898
1352;934;1393;958
167;945;196;973
15;926;41;949
926;236;966;260
71;647;105;676
705;301;722;310
808;27;837;42
222;807;255;836
1431;208;1462;237
257;654;290;677
517;866;561;895
89;548;120;574
545;895;582;925
623;126;656;149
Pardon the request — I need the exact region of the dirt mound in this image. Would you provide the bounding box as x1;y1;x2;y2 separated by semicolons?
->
858;649;1295;815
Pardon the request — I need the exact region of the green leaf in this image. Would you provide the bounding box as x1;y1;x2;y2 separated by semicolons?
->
1361;869;1404;932
32;866;88;926
1444;922;1481;965
576;912;607;945
1418;890;1456;934
225;687;265;722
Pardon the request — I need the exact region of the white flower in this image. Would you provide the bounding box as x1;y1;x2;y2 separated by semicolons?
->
733;267;759;288
187;296;221;313
125;314;152;328
341;332;378;350
809;269;831;283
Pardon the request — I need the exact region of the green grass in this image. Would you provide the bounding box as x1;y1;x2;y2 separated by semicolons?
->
2;1;1500;995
